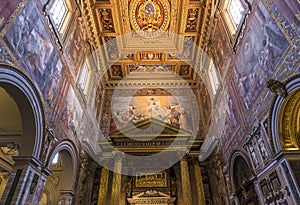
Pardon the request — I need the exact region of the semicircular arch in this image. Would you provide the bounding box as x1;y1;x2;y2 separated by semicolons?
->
0;65;45;159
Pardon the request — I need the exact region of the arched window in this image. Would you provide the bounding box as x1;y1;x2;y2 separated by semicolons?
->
51;153;60;164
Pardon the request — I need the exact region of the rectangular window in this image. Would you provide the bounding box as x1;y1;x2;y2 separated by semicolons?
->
208;60;220;95
227;0;245;29
78;63;89;93
49;0;68;32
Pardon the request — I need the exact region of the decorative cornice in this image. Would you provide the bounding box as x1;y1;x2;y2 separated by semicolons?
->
198;0;214;48
82;0;101;48
104;80;199;89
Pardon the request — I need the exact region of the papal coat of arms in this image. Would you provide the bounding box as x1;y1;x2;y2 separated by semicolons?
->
130;0;170;38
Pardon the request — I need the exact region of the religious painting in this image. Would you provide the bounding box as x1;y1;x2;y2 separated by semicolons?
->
215;85;239;145
64;18;86;75
0;0;21;30
42;58;63;108
211;19;231;78
233;2;289;110
61;85;84;137
4;0;54;76
3;0;64;108
110;95;193;132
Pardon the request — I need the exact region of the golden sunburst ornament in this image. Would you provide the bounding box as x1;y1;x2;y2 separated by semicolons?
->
130;0;170;38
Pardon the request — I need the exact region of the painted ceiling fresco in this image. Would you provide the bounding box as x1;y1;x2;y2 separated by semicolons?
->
90;0;214;85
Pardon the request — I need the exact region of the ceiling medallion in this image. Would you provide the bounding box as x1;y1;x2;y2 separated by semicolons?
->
129;0;170;38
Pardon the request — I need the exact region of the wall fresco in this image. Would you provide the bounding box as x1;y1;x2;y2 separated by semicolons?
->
64;18;87;75
0;41;15;66
4;0;52;74
233;2;289;110
0;0;21;30
61;85;84;137
215;85;239;145
42;58;63;108
272;0;300;36
211;19;231;78
3;0;63;108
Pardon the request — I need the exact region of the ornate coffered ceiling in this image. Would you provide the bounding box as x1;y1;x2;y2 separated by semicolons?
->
81;0;216;85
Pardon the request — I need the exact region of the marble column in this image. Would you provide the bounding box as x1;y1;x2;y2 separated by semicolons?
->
0;156;44;205
180;156;192;205
98;168;109;205
194;160;206;205
110;152;123;205
32;168;52;205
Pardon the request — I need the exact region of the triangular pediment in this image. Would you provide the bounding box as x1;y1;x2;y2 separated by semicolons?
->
133;190;171;198
127;190;176;205
110;117;192;138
